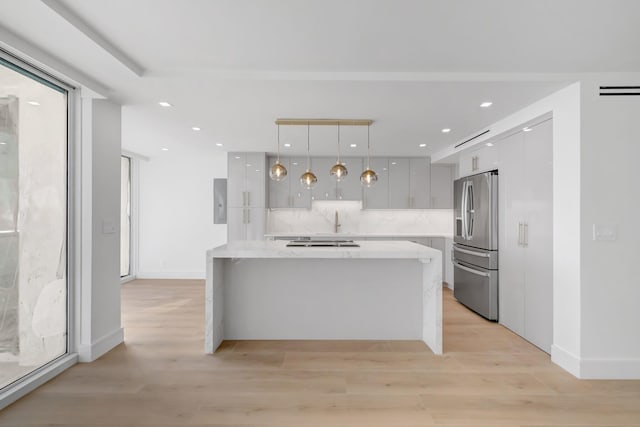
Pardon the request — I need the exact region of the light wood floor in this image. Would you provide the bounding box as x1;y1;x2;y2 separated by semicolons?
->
1;279;639;426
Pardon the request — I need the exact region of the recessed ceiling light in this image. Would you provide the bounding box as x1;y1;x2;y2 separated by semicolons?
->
235;156;241;159
158;101;172;107
523;127;532;132
215;143;223;147
283;143;291;148
246;163;251;167
192;127;201;131
486;142;494;147
391;162;397;165
255;169;260;172
441;128;451;133
419;143;427;148
0;142;6;145
480;102;493;108
292;162;298;165
350;144;357;148
27;101;40;106
383;167;388;171
161;147;169;151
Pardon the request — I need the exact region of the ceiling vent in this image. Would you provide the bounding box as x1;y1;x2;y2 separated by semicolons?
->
455;129;490;149
599;86;640;96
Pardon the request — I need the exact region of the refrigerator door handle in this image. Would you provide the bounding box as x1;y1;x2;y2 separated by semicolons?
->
467;181;474;238
461;180;468;240
453;246;491;258
453;261;490;277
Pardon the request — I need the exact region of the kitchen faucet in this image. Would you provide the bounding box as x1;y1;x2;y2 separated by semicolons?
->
334;210;341;233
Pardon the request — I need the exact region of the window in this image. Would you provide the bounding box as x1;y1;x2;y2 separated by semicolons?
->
0;56;68;390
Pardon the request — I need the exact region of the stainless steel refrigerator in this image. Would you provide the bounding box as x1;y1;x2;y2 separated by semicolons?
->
453;170;499;320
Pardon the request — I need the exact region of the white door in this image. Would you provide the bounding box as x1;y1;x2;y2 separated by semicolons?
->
523;120;554;353
498;131;526;336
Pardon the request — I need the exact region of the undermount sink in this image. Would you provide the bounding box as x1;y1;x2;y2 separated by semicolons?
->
286;239;360;248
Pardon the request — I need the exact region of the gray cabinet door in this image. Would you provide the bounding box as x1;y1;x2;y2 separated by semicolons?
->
310;157;337;201
267;156;290;208
388;158;410;208
227;153;246;208
363;158;389;209
245;207;266;240
336;157;363;200
227;207;246;241
409;157;430;208
244;152;266;207
289;158;312;208
431;164;454;208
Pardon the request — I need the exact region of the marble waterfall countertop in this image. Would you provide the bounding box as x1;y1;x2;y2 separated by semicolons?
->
208;240;442;260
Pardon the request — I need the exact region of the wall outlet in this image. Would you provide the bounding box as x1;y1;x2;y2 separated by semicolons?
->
592;224;617;241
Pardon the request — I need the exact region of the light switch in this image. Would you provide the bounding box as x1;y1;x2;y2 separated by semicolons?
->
102;219;117;234
593;224;617;241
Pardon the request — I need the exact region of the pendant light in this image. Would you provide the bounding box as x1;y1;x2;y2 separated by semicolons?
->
269;124;288;181
300;122;317;189
360;124;378;187
330;123;348;181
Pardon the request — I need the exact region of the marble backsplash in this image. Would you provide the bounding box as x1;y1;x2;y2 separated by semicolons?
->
266;201;453;236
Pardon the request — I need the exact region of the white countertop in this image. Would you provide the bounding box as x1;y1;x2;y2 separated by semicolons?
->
264;232;453;239
209;240;441;260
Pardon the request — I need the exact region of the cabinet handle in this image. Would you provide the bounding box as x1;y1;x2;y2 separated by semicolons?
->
523;223;528;247
242;208;247;224
247;191;251;206
518;222;523;246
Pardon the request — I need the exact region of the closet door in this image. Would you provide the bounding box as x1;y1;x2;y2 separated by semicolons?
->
523;120;554;353
498;132;526;336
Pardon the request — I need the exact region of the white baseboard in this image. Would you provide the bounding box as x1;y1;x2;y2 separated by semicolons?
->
136;271;205;279
552;344;640;379
0;353;77;410
551;344;581;377
78;327;124;362
580;357;640;379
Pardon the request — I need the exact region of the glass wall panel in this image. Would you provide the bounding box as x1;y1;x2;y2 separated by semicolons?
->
0;59;67;390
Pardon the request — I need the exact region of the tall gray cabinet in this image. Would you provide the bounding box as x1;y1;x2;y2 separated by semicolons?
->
227;153;267;241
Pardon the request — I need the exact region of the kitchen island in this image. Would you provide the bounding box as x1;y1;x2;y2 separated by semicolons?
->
205;240;442;354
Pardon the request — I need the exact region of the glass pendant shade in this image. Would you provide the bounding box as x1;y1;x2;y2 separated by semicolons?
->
300;170;317;189
360;168;378;187
269;124;288;181
330;162;348;181
360;124;377;187
269;160;287;181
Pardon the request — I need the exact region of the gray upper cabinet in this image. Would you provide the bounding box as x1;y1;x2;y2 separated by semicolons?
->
389;158;410;208
409;157;430;208
363;158;389;209
310;157;336;201
268;156;311;208
430;164;455;209
228;152;266;208
336;157;363;201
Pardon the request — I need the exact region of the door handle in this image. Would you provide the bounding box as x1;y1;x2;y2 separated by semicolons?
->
453;261;490;277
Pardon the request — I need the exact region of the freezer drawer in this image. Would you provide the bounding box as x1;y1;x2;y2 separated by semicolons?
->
453;260;498;321
452;243;498;270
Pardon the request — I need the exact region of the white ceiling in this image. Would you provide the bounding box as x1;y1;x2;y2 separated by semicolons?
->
1;0;639;158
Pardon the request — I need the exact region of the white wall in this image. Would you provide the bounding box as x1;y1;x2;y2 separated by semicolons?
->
77;98;123;362
579;76;640;378
133;140;227;279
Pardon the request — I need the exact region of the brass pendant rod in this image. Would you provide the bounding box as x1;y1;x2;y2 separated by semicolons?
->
275;118;373;126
